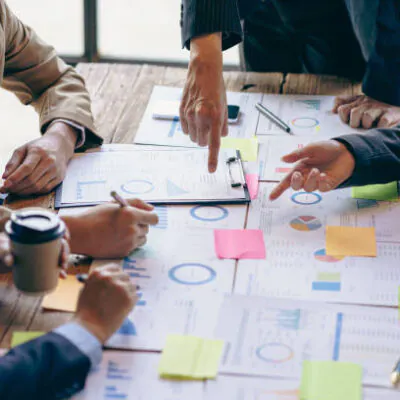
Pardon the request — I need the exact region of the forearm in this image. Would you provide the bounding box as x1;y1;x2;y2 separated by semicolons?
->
181;0;242;50
2;2;102;148
61;215;94;256
334;126;400;187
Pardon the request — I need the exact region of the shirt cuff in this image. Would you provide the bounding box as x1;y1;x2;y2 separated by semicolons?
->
48;119;86;149
54;322;102;369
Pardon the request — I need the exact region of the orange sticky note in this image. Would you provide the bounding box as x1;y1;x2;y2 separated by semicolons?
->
326;226;376;257
42;275;83;312
214;229;266;259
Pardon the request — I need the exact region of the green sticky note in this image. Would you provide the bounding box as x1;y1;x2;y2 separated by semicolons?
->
11;331;45;348
158;334;224;380
351;182;398;201
221;137;258;161
300;361;362;400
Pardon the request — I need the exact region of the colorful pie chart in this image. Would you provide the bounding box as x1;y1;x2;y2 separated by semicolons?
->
290;216;322;232
314;248;344;263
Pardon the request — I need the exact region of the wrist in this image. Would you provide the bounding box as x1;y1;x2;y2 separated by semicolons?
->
45;122;78;156
190;33;223;66
74;316;108;344
62;215;91;255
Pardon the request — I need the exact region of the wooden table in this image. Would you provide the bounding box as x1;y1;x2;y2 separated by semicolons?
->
0;64;362;348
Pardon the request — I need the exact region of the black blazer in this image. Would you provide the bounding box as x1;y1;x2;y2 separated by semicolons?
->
0;332;91;399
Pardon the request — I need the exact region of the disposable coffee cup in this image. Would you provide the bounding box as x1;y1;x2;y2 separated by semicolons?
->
5;208;66;295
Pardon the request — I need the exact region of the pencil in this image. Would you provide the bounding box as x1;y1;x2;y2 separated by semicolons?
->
110;190;129;208
255;102;292;134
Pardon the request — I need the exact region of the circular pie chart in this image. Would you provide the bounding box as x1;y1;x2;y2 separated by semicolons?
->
314;248;344;263
290;216;322;232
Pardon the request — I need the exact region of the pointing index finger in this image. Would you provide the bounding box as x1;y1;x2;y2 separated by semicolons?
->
208;119;221;173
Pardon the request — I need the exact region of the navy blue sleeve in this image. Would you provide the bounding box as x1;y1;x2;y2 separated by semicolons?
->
362;0;400;106
181;0;243;50
0;332;91;400
334;126;400;187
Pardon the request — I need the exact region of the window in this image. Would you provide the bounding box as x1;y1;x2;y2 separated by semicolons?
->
8;0;240;67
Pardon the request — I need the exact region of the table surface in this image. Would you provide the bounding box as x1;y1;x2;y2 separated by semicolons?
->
0;64;361;348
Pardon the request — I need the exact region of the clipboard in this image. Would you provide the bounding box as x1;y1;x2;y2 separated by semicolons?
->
55;149;250;208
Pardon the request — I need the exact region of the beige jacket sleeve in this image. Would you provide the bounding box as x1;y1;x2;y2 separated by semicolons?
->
0;206;11;232
1;1;103;148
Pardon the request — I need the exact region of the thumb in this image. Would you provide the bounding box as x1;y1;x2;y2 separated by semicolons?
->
2;147;27;179
332;95;359;113
125;198;154;211
281;147;311;164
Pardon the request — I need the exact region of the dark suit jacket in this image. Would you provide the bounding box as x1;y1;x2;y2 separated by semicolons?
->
181;0;400;106
336;127;400;187
0;332;91;399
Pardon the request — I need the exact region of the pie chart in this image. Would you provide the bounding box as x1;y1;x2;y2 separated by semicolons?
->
290;216;322;232
314;248;344;263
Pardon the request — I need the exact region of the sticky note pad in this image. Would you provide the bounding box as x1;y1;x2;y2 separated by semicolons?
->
300;361;362;400
42;275;84;312
11;331;45;348
221;137;258;162
326;226;376;257
158;334;224;380
352;182;398;201
214;229;266;259
245;174;259;199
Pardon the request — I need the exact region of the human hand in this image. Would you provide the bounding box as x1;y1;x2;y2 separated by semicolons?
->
1;122;78;195
333;94;400;129
180;33;227;173
63;199;159;258
74;264;137;344
0;231;70;278
269;140;355;200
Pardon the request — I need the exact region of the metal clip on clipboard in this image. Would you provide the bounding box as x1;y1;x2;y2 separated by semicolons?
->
226;152;247;188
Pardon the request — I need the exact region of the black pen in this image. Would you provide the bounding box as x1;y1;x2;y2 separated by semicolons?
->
255;102;292;134
76;273;140;291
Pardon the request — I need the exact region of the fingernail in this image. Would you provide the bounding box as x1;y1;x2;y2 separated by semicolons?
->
60;270;68;279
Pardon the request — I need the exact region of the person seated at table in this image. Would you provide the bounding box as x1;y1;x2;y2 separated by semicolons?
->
269;126;400;200
0;254;136;399
0;198;159;259
0;0;102;196
179;0;400;172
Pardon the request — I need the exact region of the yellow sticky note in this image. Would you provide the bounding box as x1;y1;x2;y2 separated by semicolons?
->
352;182;398;201
326;226;376;257
221;137;258;161
11;331;45;348
42;275;83;312
158;334;224;380
300;361;362;400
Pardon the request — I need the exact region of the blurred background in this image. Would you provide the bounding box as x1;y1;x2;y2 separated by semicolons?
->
10;0;240;66
1;1;239;167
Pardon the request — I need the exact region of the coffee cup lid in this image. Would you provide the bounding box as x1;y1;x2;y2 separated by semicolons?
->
5;209;65;244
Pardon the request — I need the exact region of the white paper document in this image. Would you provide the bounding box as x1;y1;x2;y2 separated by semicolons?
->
239;183;400;306
56;148;249;207
135;86;263;147
256;94;360;137
105;289;225;351
257;136;313;181
73;351;204;400
204;375;399;400
215;295;400;387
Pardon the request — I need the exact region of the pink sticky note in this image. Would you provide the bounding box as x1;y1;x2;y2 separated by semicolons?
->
245;174;259;200
214;229;266;259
